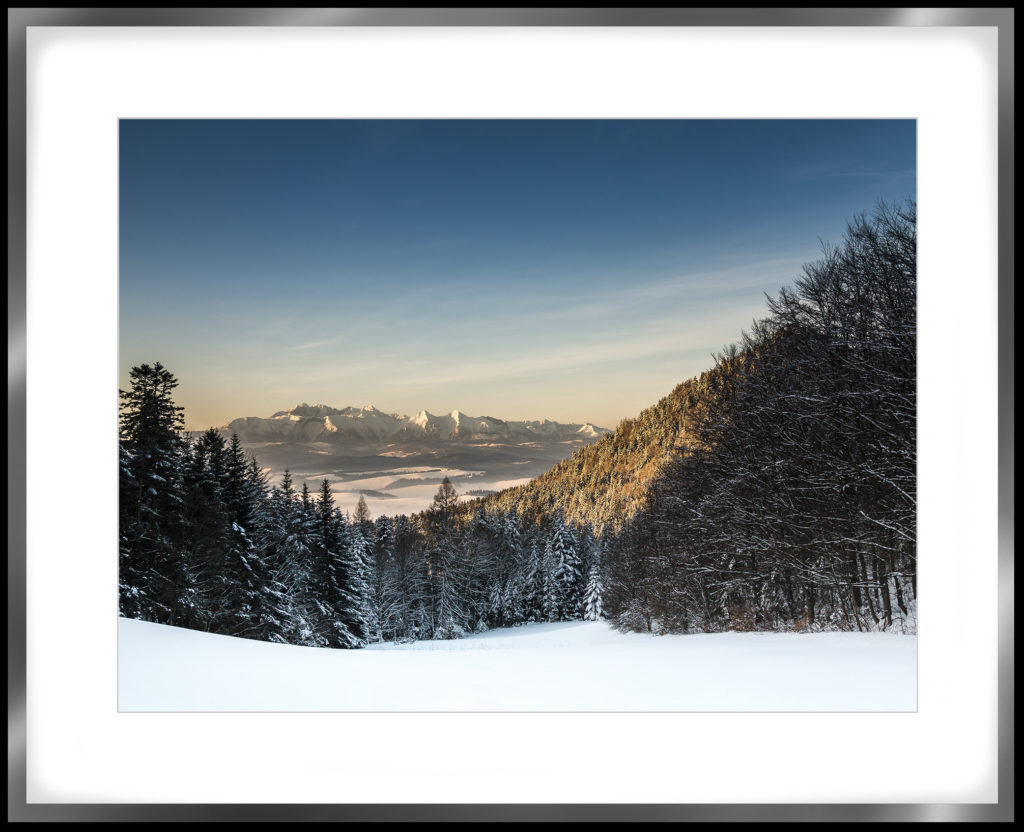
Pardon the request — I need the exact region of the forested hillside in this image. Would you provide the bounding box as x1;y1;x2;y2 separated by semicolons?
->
486;200;916;634
119;201;916;644
479;369;726;535
605;201;917;634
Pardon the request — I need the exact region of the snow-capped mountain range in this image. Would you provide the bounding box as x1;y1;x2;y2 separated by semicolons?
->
223;403;610;446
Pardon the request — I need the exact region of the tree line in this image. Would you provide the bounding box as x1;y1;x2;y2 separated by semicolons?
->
119;373;605;646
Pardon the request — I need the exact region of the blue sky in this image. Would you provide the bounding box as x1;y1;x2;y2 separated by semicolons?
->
119;119;915;430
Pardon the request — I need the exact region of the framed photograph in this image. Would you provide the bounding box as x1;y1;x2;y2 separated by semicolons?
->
11;8;1012;821
114;115;920;716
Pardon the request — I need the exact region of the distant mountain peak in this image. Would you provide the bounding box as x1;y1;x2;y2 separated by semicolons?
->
223;404;611;448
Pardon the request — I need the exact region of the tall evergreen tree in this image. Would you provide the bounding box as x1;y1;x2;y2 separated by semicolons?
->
264;471;320;645
118;362;187;624
181;427;234;630
344;514;376;644
224;456;290;643
522;537;543;623
424;477;467;639
583;562;605;621
370;514;404;642
548;515;583;620
311;480;364;648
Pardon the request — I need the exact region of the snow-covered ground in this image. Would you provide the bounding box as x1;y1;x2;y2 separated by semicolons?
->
119;618;916;712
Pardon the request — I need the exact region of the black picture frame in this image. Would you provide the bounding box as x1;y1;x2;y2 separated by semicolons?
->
8;8;1013;822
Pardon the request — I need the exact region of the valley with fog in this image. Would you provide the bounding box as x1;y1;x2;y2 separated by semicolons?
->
204;403;610;516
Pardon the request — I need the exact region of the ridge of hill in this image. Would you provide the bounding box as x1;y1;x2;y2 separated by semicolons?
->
479;360;735;534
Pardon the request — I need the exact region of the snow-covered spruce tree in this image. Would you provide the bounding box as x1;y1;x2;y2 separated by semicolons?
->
487;580;506;629
522;536;543;623
180;427;238;632
348;496;381;640
407;536;434;642
548;515;583;620
583;549;605;622
118;362;187;624
263;471;319;646
223;455;291;643
218;437;271;637
345;505;377;644
423;477;468;639
497;512;528;626
223;434;253;526
370;514;405;642
235;454;292;643
541;538;559;623
311;480;364;648
578;523;602;622
119;438;145;619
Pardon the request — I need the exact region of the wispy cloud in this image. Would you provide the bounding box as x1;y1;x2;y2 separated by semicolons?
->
286;336;349;352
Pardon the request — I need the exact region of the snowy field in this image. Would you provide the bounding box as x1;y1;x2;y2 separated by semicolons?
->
119;618;916;712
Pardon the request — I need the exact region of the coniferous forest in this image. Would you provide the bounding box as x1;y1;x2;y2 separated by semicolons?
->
119;201;917;645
